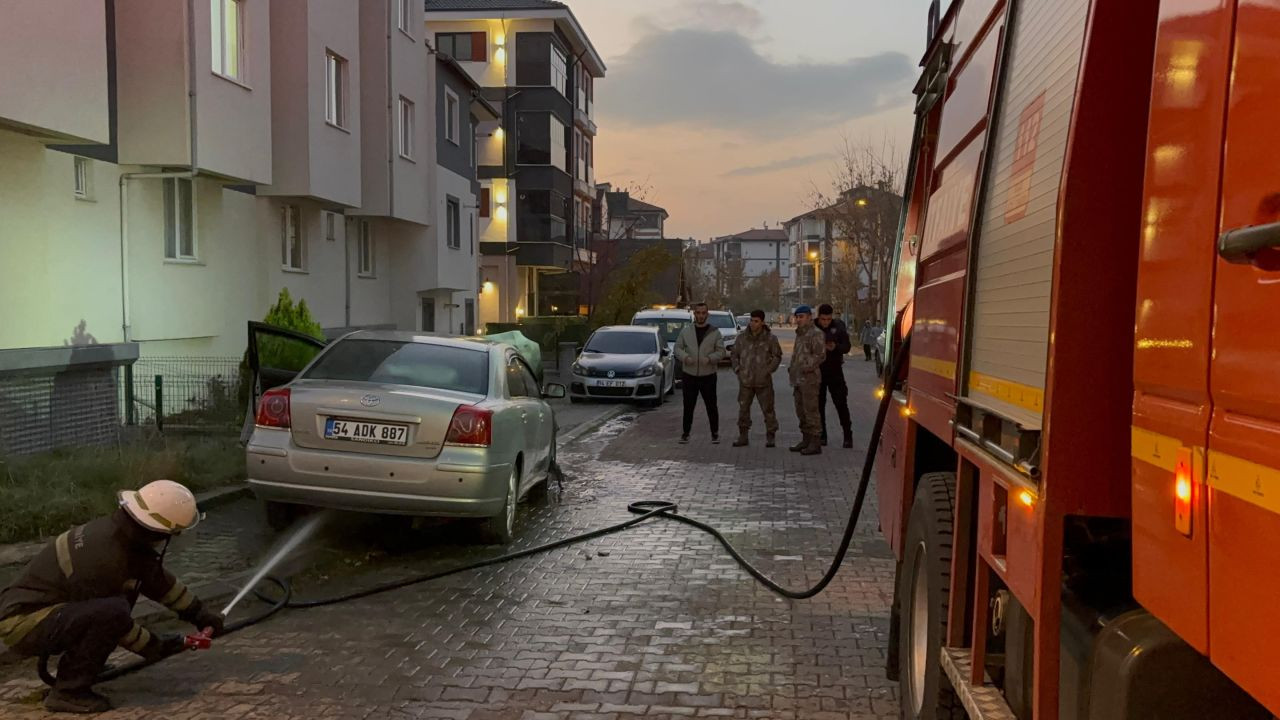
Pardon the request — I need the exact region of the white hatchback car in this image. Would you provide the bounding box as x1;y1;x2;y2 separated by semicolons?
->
568;325;674;407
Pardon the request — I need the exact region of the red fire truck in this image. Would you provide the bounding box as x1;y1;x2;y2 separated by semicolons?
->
876;1;1280;718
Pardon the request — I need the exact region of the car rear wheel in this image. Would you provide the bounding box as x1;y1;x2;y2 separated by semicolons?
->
480;464;519;545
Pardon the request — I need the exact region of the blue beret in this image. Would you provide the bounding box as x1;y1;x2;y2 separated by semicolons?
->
793;305;813;315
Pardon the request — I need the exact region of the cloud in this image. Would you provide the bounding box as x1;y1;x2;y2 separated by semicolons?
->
596;29;914;135
723;153;827;177
683;0;764;33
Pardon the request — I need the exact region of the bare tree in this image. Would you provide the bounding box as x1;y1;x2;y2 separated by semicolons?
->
809;136;905;322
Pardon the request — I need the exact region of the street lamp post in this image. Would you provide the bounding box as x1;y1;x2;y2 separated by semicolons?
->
808;249;819;305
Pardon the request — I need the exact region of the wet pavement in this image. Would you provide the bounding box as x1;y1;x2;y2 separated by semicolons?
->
0;343;900;719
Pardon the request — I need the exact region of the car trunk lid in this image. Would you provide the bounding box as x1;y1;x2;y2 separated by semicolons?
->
288;380;483;459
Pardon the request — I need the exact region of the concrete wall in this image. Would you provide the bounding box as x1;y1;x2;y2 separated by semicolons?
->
193;0;273;183
0;131;123;349
434;165;479;291
348;218;395;327
358;0;433;226
262;0;361;206
0;0;110;143
116;0;190;166
261;198;349;330
123;176;265;357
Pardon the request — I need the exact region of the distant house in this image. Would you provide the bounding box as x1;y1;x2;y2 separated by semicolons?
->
599;183;668;240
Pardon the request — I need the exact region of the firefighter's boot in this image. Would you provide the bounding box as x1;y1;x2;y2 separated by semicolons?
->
45;688;112;714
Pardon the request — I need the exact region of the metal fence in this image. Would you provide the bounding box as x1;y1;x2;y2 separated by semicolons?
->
123;357;247;435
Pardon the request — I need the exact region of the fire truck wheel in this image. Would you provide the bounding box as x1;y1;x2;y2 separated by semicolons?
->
897;471;964;720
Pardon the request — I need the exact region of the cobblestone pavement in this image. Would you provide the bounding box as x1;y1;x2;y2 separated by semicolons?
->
0;350;899;719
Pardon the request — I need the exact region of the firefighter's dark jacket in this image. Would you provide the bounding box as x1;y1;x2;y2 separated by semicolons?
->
0;510;205;656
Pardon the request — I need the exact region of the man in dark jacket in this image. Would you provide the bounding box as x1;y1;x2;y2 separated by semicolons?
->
730;309;782;447
816;304;854;448
0;480;225;714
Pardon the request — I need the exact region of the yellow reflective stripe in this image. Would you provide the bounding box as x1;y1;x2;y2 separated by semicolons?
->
0;604;63;646
159;581;188;607
119;623;152;654
54;532;74;578
170;589;196;612
969;372;1044;415
913;355;957;381
1131;426;1181;473
1208;451;1280;517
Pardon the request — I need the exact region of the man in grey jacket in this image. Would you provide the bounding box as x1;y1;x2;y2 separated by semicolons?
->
674;303;726;444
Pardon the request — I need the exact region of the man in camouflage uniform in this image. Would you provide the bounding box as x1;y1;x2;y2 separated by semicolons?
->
788;305;827;455
730;310;782;447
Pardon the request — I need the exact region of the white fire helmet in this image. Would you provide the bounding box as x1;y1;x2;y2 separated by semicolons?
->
118;480;202;535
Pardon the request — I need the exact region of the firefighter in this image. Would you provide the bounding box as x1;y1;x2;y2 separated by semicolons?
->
788;305;827;455
0;480;225;714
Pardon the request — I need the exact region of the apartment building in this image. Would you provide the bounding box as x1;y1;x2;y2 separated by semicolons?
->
0;0;484;362
710;227;790;282
425;0;605;324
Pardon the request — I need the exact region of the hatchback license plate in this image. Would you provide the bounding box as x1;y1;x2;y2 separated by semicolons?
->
324;418;409;445
594;380;627;388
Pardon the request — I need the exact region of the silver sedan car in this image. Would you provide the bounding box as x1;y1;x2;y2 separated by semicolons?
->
245;328;565;544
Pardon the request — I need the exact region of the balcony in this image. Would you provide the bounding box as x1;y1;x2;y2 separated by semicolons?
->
0;0;109;144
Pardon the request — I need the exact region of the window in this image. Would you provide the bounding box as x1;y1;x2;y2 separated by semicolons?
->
210;0;244;81
163;178;195;260
325;51;347;128
73;157;91;200
479;187;491;218
357;220;374;277
551;45;568;97
281;205;304;270
446;197;461;249
398;96;414;159
436;32;486;62
550;115;567;172
506;356;532;397
445;88;459;145
306;340;489;395
324;211;338;242
396;0;412;36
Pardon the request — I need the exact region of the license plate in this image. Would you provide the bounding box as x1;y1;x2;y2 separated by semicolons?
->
324;418;409;445
593;380;627;388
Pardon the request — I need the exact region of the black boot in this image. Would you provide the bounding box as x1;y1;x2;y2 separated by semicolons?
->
843;428;854;449
45;688;112;714
733;433;749;447
789;437;807;452
801;436;822;456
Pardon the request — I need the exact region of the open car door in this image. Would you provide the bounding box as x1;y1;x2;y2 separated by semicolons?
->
241;321;327;443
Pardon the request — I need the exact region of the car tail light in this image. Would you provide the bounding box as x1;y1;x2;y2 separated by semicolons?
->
256;388;292;429
445;405;492;447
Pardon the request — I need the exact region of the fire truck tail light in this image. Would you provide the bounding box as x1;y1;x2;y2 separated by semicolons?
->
1017;490;1035;508
1174;447;1193;536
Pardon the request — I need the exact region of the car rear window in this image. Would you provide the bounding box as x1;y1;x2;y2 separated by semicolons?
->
585;331;659;355
304;340;489;395
633;318;688;343
708;313;736;329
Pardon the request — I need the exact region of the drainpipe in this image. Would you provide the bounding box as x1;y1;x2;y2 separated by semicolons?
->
387;7;395;219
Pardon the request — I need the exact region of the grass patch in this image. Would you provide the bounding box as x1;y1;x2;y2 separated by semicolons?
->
0;436;245;545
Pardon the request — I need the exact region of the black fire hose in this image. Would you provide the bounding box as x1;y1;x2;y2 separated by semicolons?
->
40;334;911;687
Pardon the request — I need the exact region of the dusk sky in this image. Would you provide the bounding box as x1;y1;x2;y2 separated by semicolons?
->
569;0;932;241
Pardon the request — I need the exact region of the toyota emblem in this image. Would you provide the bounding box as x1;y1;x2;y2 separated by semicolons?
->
360;394;381;407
